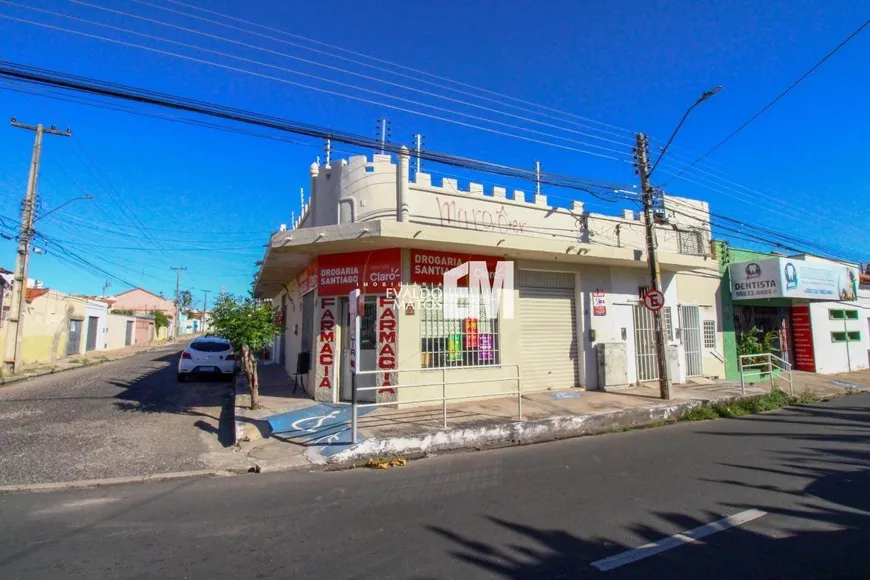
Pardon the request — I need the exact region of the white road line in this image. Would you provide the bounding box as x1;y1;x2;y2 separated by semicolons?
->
591;509;767;572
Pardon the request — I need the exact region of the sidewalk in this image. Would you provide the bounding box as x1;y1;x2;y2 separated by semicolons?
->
0;339;180;385
233;365;870;472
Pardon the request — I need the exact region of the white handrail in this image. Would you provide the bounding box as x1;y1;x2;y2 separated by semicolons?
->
350;364;522;444
738;353;793;396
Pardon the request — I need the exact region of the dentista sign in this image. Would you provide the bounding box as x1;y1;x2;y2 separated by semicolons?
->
730;257;858;301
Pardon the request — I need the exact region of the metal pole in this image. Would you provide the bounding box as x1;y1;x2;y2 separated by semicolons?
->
6;120;70;373
636;133;672;400
535;160;541;197
739;356;745;395
325;137;331;166
442;367;447;428
844;318;852;373
351;371;358;444
414;133;423;174
202;289;210;333
170;266;187;338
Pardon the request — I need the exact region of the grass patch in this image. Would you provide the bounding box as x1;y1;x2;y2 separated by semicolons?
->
794;389;820;404
683;388;796;423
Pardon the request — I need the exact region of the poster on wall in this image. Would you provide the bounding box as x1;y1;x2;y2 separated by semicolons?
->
592;290;606;316
464;318;479;348
791;305;816;372
478;334;494;361
448;334;462;362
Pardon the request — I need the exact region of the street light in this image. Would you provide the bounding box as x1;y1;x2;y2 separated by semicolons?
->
34;195;95;222
648;86;721;179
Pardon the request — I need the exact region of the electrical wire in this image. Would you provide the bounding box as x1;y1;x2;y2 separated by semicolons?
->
0;12;632;163
663;15;870;186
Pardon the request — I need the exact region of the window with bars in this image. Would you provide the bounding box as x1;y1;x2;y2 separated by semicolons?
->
420;285;500;368
678;229;705;255
703;320;716;348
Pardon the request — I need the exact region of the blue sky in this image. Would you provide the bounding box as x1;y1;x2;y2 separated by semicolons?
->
1;0;868;301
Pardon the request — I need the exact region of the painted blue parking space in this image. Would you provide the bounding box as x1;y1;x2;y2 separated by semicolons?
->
266;404;375;457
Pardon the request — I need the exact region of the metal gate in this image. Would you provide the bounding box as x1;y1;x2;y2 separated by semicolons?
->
125;321;134;346
86;316;99;351
681;305;703;377
633;305;658;382
67;319;83;355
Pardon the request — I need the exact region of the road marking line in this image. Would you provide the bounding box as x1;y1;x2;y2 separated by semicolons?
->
591;509;767;572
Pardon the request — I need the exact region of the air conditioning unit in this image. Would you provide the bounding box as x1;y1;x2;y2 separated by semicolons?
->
597;342;629;390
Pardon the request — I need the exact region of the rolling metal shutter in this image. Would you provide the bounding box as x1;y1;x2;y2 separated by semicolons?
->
518;271;579;391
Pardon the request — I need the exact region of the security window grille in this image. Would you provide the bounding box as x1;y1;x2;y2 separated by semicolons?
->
703;320;716;348
678;229;705;255
420;285;500;368
663;307;673;341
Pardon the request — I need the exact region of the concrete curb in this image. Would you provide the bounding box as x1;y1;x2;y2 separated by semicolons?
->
0;468;238;495
324;400;702;464
0;342;178;387
233;374;248;445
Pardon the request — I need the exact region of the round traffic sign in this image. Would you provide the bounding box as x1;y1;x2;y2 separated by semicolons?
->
643;289;665;312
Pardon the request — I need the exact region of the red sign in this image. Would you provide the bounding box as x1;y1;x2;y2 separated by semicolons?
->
592;290;606;316
377;295;397;393
791;305;816;372
317;297;337;390
297;261;318;296
317;249;401;296
642;289;665;312
410;249;501;285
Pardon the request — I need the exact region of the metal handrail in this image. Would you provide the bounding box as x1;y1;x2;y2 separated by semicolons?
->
738;353;793;396
350;364;521;444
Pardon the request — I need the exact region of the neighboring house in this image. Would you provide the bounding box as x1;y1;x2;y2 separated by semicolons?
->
106;313;137;350
0;268;12;359
84;299;109;352
716;242;870;377
110;288;176;337
254;152;723;405
19;287;88;364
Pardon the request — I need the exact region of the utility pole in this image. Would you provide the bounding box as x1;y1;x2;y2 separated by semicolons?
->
412;133;424;174
376;118;390;154
4;119;70;373
102;280;111;299
170;266;187;339
635;133;671;400
202;289;210;334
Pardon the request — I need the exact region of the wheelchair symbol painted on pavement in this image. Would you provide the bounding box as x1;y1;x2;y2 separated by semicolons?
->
290;409;342;433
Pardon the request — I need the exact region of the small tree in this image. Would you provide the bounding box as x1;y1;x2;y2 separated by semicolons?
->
179;289;194;311
152;310;170;330
208;293;278;410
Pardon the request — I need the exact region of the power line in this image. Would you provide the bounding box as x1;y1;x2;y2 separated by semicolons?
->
0;11;631;163
663;16;870;185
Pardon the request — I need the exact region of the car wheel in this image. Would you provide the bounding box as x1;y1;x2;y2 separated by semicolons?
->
177;373;185;383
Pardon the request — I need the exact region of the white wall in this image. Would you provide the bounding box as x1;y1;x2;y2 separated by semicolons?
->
809;302;870;374
85;300;109;351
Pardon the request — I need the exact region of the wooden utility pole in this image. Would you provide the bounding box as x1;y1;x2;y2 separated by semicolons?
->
4;119;70;373
636;133;671;400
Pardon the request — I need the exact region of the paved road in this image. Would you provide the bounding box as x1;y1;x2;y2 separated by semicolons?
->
2;392;869;578
0;344;243;486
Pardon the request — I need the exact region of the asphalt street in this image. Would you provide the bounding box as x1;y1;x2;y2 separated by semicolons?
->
1;391;869;579
0;343;241;486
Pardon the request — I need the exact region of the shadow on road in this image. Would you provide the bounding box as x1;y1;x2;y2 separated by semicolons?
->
107;350;236;448
426;399;870;578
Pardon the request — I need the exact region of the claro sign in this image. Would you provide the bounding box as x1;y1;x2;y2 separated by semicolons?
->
730;257;858;302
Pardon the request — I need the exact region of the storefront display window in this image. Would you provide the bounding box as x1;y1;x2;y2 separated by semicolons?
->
419;284;500;368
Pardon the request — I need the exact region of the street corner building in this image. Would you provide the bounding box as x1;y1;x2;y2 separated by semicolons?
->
253;151;727;406
716;243;870;377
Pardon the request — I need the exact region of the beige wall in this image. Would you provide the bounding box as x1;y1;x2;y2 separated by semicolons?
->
676;269;727;379
106;314;136;350
20;291;87;364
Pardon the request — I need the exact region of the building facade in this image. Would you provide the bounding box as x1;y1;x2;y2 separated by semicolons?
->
256;152;725;405
717;242;870;377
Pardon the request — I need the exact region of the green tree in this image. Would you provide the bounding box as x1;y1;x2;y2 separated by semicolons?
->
208;293;278;410
152;310;170;329
179;289;193;311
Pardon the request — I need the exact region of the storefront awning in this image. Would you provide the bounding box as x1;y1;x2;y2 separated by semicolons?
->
729;257;858;302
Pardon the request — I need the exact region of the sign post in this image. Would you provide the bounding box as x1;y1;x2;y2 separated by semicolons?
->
348;289;361;443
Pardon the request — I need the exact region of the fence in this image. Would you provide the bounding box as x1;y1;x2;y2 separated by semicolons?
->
738;353;793;396
350;365;521;444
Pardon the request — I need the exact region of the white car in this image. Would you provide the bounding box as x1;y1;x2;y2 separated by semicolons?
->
177;337;237;382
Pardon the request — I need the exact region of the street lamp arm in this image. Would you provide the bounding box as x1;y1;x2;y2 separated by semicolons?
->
647;86;721;180
34;195;94;222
